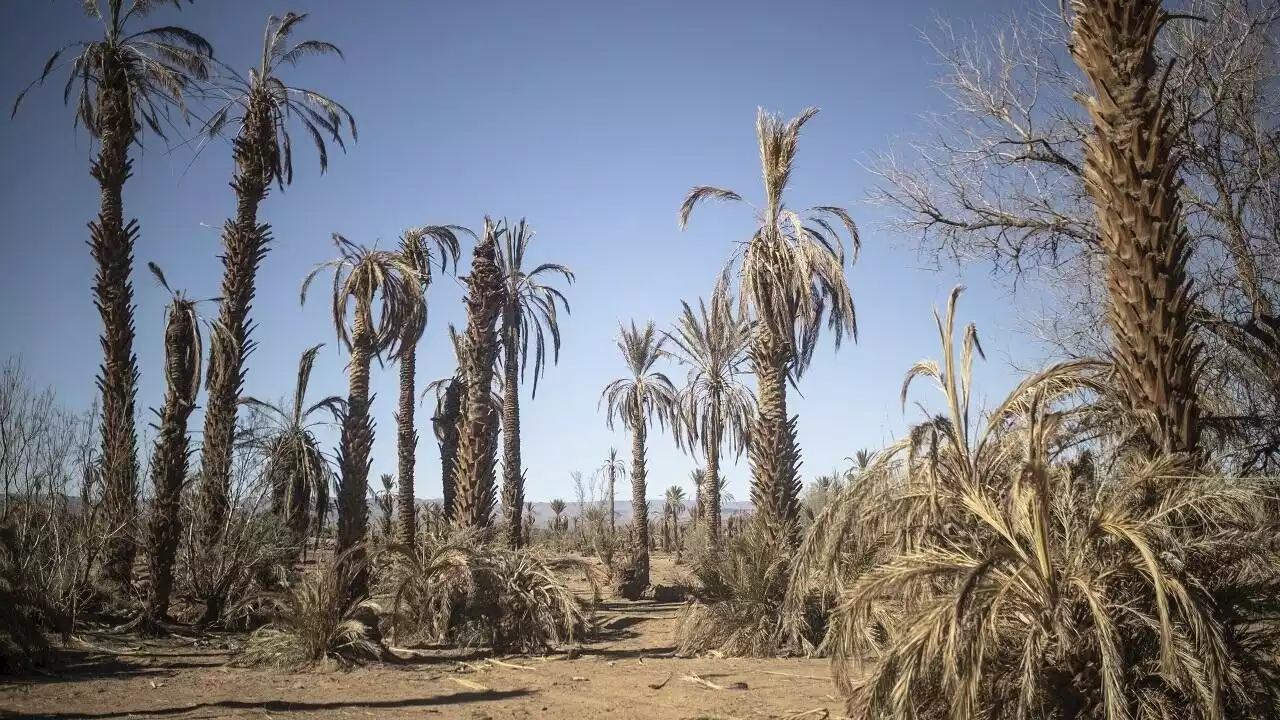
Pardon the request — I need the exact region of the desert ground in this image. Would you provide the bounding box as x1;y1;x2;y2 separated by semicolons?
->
0;557;843;720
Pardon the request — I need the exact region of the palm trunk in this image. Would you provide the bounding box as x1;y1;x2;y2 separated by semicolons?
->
93;61;142;592
746;322;802;546
337;312;375;599
142;301;199;631
500;313;524;548
395;346;418;544
435;377;462;521
607;465;616;534
704;431;722;545
630;413;650;589
198;92;275;547
1071;0;1201;456
453;225;503;529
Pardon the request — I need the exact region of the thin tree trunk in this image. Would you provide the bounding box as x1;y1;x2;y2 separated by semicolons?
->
630;413;650;589
500;314;524;548
198;92;274;548
1070;0;1201;457
93;61;141;593
338;313;375;599
746;322;801;546
142;303;198;631
607;465;616;534
453;224;502;529
395;346;418;544
435;378;462;521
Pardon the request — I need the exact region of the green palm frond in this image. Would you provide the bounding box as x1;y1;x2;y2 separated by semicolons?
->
496;218;575;398
600;320;678;433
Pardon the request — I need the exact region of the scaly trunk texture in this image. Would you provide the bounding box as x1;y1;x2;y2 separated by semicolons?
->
500;312;524;548
746;322;802;546
435;376;463;521
142;303;199;631
452;228;502;529
1071;0;1201;456
337;313;375;599
704;432;722;545
198;90;275;546
93;58;142;592
629;414;650;589
395;347;418;544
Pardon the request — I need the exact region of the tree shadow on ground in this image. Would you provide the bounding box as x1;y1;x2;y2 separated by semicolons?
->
0;690;534;719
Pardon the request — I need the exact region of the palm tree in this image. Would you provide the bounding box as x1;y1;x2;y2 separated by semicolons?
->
301;235;422;599
12;0;214;590
600;320;678;594
452;218;505;529
598;449;627;534
666;269;754;545
394;226;463;543
688;468;705;523
1069;0;1201;456
495;219;574;548
549;498;568;533
425;325;466;520
141;264;203;631
374;473;394;540
663;485;687;551
679;107;857;547
242;344;340;551
196;11;355;554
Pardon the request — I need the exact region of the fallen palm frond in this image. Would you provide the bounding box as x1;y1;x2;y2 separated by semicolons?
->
233;545;382;669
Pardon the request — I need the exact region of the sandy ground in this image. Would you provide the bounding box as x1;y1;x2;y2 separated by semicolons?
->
0;557;844;720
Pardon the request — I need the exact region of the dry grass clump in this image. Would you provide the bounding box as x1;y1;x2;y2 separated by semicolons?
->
811;288;1280;719
384;527;597;654
674;519;822;658
233;546;383;670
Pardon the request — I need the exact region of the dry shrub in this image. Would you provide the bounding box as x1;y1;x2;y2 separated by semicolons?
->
814;288;1280;718
234;546;382;669
674;519;822;657
384;527;596;654
1;522;66;672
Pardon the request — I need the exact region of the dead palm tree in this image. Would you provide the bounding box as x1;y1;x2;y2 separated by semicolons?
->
600;320;678;594
242;344;340;552
666;269;755;545
141;263;203;632
394;226;464;543
12;0;214;591
301;235;422;599
679;107;857;547
495;219;574;548
598;448;627;534
197;11;354;552
1069;0;1201;456
452;218;505;529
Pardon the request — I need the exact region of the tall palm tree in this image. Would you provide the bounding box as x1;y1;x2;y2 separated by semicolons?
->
600;320;678;594
197;12;355;551
242;344;340;551
1069;0;1201;456
425;324;466;521
688;468;705;523
12;0;214;590
494;219;574;548
394;226;463;543
598;448;627;534
453;218;505;529
141;264;203;632
301;235;422;599
663;485;687;551
666;269;754;545
679;107;857;547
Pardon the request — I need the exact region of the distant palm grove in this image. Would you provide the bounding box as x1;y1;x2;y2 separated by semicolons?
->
3;1;1280;718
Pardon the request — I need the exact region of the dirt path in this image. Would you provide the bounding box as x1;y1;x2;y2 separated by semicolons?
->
1;560;845;719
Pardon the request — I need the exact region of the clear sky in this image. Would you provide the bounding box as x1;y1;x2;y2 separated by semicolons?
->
0;0;1047;503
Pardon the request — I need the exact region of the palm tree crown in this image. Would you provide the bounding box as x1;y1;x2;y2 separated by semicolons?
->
496;219;574;397
600;321;679;434
202;12;355;186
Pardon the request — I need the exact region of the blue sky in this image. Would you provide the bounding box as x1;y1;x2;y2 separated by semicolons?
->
0;0;1048;503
